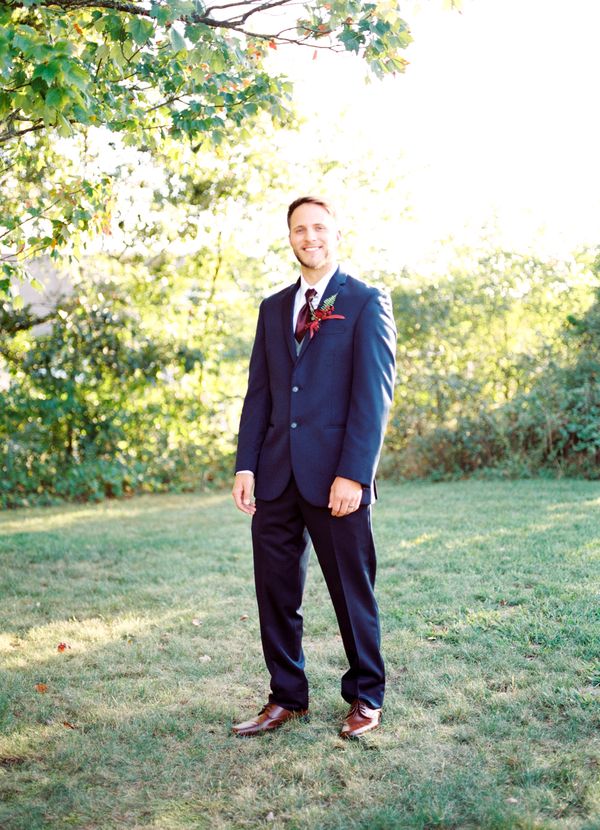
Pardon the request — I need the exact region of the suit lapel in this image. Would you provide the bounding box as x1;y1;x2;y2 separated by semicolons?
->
296;267;348;362
281;280;300;363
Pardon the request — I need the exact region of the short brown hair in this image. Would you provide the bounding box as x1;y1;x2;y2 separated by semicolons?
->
287;196;337;229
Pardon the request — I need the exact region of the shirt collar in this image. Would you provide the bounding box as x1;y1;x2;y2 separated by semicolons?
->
298;265;338;302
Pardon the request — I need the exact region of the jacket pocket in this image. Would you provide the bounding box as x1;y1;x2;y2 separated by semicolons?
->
317;324;348;336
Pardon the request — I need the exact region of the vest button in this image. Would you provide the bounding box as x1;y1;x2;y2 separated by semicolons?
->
291;422;298;429
292;386;299;393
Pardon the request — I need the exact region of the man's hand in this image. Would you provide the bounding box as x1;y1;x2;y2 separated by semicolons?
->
328;476;363;517
232;473;256;516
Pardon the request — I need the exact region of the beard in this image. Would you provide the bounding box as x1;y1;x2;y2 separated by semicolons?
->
292;247;331;271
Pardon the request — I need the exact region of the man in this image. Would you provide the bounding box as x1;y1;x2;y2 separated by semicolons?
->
231;196;396;739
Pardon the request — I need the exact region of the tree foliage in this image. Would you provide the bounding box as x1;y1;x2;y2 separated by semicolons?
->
0;0;412;291
0;132;283;506
385;251;599;479
0;247;259;507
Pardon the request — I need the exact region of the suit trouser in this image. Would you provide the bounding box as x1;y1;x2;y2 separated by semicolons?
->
251;476;385;711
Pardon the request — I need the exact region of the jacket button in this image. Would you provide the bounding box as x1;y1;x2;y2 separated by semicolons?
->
291;422;298;429
292;386;299;393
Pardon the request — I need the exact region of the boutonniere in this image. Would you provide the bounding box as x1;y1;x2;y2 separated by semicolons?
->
307;293;345;339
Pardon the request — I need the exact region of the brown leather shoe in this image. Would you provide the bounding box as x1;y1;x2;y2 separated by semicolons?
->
232;703;308;737
340;699;382;739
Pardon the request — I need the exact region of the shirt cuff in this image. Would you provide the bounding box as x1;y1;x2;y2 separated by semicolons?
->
235;470;254;476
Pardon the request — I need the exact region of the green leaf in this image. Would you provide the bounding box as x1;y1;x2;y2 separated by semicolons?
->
100;12;126;42
129;18;155;46
56;113;73;137
62;61;89;91
169;27;187;53
45;87;68;109
12;30;37;53
33;60;62;83
210;51;226;72
339;27;363;53
150;2;172;25
386;55;408;73
0;90;11;118
170;0;195;15
185;23;208;44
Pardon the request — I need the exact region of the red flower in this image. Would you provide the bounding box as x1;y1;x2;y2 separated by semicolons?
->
307;294;345;339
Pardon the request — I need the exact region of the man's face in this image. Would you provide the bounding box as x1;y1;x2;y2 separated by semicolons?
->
288;202;340;277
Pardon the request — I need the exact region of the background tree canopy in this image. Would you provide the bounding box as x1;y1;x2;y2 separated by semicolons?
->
0;0;411;289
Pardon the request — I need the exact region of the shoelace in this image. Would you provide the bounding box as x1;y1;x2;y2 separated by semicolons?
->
348;700;368;717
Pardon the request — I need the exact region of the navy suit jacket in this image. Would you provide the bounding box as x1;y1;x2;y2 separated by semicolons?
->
235;268;397;507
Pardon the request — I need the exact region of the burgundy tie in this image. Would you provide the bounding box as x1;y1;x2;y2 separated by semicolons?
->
295;288;317;343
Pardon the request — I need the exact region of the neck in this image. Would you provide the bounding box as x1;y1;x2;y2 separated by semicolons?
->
301;263;337;286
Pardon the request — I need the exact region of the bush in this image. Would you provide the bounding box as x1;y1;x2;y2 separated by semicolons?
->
0;274;241;508
386;369;600;481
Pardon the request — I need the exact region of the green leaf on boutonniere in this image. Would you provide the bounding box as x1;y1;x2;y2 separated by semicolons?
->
320;293;337;312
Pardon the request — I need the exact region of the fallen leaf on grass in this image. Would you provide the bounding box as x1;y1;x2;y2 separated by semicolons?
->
57;642;71;652
266;813;275;822
239;614;249;621
0;756;25;768
62;721;77;730
192;618;203;626
35;683;48;694
506;797;519;804
199;654;212;663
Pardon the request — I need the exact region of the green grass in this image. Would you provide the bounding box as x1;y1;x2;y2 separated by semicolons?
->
0;480;599;830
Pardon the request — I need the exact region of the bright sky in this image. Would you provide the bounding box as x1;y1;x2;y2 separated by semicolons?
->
266;0;600;270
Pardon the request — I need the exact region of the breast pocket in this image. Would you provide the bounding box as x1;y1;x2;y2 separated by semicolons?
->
317;323;348;336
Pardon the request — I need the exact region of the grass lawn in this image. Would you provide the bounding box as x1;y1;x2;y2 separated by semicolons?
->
0;479;599;830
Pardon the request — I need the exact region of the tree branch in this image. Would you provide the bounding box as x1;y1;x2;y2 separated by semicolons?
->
2;0;354;63
204;0;294;14
0;121;45;146
0;307;58;334
3;0;313;41
236;0;297;26
145;94;191;113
